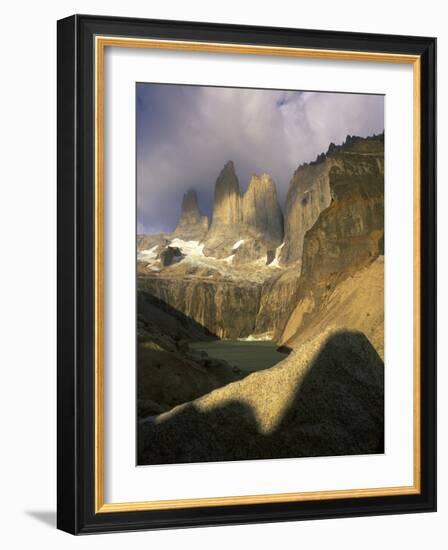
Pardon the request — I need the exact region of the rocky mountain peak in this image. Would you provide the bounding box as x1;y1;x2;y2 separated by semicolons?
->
247;173;273;189
180;189;203;219
173;189;209;240
211;161;242;227
242;174;283;243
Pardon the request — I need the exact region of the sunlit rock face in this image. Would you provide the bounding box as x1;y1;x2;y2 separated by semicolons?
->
203;163;283;259
280;160;333;267
201;161;243;259
210;161;242;227
299;157;384;285
254;268;301;337
278;135;385;355
280;134;384;269
241;173;284;243
280;256;385;360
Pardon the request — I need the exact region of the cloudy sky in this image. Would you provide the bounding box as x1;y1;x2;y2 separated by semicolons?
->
137;83;384;234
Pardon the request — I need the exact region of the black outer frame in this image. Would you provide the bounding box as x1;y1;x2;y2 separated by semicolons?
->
57;14;436;535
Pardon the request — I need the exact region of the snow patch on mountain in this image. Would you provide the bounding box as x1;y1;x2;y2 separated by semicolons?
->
170;239;205;257
269;242;285;267
232;239;245;251
138;245;159;262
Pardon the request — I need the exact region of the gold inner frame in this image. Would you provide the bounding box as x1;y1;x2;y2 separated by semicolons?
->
94;36;422;513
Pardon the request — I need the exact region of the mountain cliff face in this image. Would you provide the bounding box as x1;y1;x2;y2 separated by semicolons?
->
280;160;332;266
280;134;384;269
254;268;301;336
241;174;284;243
209;161;241;227
139;274;264;339
278;136;384;355
173;189;209;240
298;154;384;284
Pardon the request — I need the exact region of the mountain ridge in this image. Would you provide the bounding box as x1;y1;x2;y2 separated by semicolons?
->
137;132;384;342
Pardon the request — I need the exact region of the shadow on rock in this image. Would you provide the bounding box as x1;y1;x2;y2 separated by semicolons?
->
138;329;384;465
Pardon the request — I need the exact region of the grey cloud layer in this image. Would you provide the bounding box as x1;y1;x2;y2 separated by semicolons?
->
137;84;384;234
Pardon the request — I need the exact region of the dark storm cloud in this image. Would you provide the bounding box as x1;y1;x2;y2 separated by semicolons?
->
136;83;384;234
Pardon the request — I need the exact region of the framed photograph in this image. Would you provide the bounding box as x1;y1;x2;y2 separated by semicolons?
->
57;14;436;534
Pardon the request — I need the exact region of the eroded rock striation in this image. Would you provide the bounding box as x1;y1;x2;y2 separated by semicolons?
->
254;268;301;337
139;274;264;340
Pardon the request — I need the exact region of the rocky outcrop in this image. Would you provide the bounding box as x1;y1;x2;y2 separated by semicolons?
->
281;257;384;359
138;289;217;350
298;160;384;286
202;162;243;258
280;161;332;266
138;342;243;416
173;189;209;241
139;328;384;464
210;161;242;227
138;290;243;415
203;163;283;258
278;139;384;356
280;133;384;268
231;239;275;266
159;246;183;267
241;174;284;243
